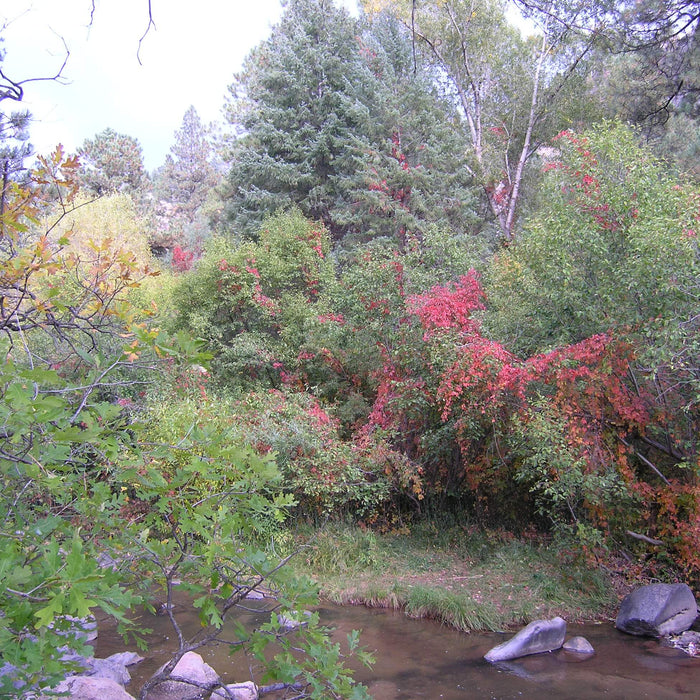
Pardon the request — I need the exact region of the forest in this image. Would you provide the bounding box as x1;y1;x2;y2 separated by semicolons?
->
0;0;698;697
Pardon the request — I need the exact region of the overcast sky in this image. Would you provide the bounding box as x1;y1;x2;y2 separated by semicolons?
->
2;0;359;170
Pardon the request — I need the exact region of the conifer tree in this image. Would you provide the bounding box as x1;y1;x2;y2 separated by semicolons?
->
154;106;220;225
0;46;33;231
77;127;145;195
222;0;478;245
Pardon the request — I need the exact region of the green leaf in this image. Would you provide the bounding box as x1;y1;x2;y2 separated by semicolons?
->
34;594;64;629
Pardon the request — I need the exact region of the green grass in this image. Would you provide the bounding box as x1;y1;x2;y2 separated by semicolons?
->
405;585;503;632
289;520;619;632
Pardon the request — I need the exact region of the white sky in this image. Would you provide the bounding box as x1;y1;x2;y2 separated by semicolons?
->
2;0;359;170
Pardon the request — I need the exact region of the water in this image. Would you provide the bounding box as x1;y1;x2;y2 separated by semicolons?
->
96;600;700;699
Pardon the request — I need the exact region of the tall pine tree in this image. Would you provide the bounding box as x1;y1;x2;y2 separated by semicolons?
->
77;128;145;195
154;106;221;225
221;0;478;246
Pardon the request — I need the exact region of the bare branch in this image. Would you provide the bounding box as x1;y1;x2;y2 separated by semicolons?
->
0;35;70;105
619;436;672;486
137;0;156;66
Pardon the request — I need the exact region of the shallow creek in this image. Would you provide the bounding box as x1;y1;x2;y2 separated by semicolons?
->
96;599;700;699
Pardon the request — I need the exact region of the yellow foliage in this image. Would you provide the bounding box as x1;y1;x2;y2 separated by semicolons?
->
45;193;155;270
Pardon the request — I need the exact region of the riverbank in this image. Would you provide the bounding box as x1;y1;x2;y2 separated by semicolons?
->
290;522;632;633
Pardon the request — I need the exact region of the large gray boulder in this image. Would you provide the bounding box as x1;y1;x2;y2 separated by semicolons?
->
484;616;567;662
615;583;698;637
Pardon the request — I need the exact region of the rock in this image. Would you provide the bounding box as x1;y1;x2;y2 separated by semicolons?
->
278;610;311;630
563;636;595;654
104;651;145;667
86;657;132;686
144;651;220;700
211;681;258;699
0;661;25;692
51;614;98;643
40;676;136;700
615;583;698;637
665;630;700;656
484;616;567;662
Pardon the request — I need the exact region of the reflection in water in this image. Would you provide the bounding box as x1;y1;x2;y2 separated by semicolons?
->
97;601;700;699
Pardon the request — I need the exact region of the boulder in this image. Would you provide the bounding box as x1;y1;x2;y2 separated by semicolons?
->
144;651;220;700
615;583;698;637
104;651;145;668
484;616;567;662
562;636;595;654
40;676;136;700
211;681;259;700
85;657;132;686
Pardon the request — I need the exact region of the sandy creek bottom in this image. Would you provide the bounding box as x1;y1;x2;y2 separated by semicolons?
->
95;594;700;700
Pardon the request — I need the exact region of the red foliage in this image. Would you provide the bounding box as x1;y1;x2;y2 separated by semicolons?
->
361;266;699;573
407;270;485;336
172;245;194;272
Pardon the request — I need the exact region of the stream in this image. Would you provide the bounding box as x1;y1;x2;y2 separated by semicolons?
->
96;599;700;699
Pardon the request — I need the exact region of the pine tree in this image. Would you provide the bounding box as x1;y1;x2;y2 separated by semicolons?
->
333;12;478;249
0;47;33;235
221;0;478;246
222;0;367;240
154;106;220;225
77;127;145;195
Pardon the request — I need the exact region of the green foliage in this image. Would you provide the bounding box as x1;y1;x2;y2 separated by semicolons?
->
229;390;400;518
487;122;698;356
170;208;337;390
253;612;374;700
0;353;141;692
0;155;371;698
512;399;634;548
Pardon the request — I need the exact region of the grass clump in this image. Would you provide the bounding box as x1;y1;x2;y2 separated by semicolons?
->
299;523;383;575
291;520;620;632
405;585;503;632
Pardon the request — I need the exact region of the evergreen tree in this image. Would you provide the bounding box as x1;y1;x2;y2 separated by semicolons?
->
222;0;370;240
154;106;220;225
333;12;478;249
0;45;32;235
222;0;478;245
77;127;145;195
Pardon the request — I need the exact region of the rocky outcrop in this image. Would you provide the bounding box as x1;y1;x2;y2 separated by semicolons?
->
484;616;567;662
615;583;698;637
